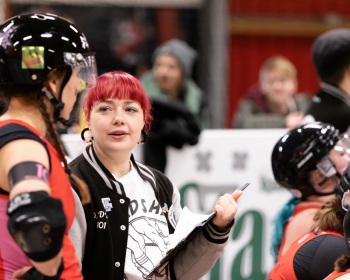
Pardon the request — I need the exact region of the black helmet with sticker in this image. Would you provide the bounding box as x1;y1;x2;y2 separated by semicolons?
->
271;122;340;199
0;13;97;124
0;13;96;85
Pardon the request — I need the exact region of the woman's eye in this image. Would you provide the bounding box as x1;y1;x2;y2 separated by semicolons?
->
97;106;109;112
125;107;137;113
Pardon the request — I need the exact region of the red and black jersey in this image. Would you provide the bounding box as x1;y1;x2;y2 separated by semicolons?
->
0;120;82;280
325;269;350;280
268;230;348;280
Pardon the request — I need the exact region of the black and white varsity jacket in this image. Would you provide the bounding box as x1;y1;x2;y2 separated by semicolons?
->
69;144;232;280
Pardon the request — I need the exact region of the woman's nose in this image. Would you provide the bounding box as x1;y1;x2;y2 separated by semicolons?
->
158;65;169;75
112;110;125;124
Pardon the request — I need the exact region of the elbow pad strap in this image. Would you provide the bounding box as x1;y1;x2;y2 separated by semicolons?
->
7;191;67;262
24;259;64;280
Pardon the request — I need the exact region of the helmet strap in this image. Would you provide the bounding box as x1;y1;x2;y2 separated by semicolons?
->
317;177;329;186
41;67;73;127
313;189;337;196
41;86;64;121
57;67;72;102
317;172;341;187
314;172;341;196
56;67;73;127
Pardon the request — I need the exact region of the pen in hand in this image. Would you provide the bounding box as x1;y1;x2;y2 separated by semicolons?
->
233;182;250;194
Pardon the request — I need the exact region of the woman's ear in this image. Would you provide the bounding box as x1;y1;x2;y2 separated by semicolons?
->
47;78;59;98
138;128;147;144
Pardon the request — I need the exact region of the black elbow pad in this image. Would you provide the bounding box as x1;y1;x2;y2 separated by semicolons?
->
7;191;67;262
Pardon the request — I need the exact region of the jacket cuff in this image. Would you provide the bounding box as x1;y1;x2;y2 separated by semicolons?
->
203;219;235;244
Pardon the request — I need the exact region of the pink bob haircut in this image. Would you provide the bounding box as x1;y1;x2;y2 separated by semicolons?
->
83;71;153;133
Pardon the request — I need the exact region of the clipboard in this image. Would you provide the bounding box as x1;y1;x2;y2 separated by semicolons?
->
147;182;249;278
147;210;216;278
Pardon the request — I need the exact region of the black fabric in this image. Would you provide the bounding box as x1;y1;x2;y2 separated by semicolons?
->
8;161;49;189
143;140;167;172
305;88;350;133
149;99;201;148
293;234;348;280
145;165;176;235
311;29;350;81
24;258;64;280
0;123;50;193
144;98;201;172
69;153;175;280
0;124;47;149
0;188;8;195
7;191;66;262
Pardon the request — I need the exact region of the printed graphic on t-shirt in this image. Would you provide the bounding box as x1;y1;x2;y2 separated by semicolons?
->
126;216;169;279
117;167;172;279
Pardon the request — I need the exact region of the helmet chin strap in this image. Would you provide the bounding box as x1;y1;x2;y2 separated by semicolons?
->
41;86;65;121
314;172;341;196
313;190;337;196
41;67;73;128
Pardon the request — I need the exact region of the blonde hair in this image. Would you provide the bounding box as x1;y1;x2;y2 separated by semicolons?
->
334;255;350;272
259;56;297;82
311;198;344;233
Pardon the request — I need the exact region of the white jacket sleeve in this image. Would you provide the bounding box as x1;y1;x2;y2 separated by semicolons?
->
68;188;87;268
171;186;232;280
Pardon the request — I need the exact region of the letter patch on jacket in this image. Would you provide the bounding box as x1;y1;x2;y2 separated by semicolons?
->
101;197;113;212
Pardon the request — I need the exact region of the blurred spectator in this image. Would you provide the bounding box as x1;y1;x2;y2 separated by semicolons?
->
233;56;311;129
140;38;208;172
303;28;350;134
109;9;155;78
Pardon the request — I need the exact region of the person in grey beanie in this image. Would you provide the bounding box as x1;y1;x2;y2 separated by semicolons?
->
140;38;209;172
303;28;350;133
152;38;198;77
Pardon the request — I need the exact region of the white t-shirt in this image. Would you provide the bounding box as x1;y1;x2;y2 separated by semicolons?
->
115;164;170;279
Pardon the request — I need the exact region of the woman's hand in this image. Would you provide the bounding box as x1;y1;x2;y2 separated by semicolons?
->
212;190;243;228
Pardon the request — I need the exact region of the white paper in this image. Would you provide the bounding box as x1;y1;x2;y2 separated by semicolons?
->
168;206;213;250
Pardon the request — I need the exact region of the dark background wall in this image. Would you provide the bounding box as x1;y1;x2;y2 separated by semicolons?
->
5;0;350;128
10;4;199;79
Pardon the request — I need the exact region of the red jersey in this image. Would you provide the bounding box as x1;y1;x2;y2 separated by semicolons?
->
325;269;350;280
277;203;320;260
0;120;82;280
268;230;345;280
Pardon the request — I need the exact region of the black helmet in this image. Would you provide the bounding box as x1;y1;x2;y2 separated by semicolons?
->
0;13;96;85
0;13;97;124
271;122;340;199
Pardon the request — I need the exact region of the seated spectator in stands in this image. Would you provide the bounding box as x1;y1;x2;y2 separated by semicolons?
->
233;56;311;129
303;28;350;134
140;38;208;172
270;122;350;263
